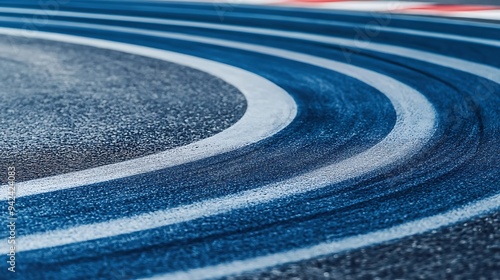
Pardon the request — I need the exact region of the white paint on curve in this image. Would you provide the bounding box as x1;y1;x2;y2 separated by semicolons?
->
403;10;500;21
0;9;497;279
149;193;500;280
0;8;498;47
0;10;497;83
0;27;298;200
13;24;436;252
305;1;427;12
154;0;500;21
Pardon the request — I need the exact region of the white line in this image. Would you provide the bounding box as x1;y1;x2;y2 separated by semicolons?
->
13;24;436;252
402;10;500;21
150;193;500;280
0;9;497;279
301;1;427;12
0;27;297;200
388;11;500;28
281;1;500;21
172;0;500;22
0;7;498;47
0;10;498;83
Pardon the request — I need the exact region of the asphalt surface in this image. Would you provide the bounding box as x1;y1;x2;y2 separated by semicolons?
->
0;1;498;279
232;211;500;280
0;35;245;181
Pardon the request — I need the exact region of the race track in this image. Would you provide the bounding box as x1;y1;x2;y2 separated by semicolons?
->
0;0;499;279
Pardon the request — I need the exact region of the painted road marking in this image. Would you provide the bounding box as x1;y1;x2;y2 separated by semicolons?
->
8;25;436;252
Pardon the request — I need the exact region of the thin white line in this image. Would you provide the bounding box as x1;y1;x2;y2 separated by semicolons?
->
0;9;495;279
12;25;436;252
0;10;497;83
284;1;500;22
180;0;500;24
382;10;500;28
0;7;498;47
306;1;427;12
149;193;500;280
379;25;500;48
403;10;500;21
0;27;297;200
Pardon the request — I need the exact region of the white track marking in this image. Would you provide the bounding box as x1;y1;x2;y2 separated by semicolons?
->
0;7;500;279
403;10;500;21
0;27;297;200
156;0;500;21
0;8;499;47
149;193;500;280
11;24;436;252
0;10;498;82
0;8;496;279
280;2;500;21
300;1;426;12
392;12;500;28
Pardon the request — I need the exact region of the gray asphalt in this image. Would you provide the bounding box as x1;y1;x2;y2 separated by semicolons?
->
231;210;500;280
0;35;246;182
0;1;498;279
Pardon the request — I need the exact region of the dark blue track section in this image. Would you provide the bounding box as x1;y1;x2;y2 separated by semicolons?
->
0;1;498;279
1;0;499;65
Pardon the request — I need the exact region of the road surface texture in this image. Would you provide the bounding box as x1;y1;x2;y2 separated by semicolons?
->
0;0;498;279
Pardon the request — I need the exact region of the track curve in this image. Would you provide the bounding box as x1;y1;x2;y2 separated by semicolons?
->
0;1;498;279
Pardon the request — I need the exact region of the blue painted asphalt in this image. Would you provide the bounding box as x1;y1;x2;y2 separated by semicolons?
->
0;1;498;279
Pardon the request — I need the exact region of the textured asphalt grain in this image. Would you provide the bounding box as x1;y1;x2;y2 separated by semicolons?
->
0;1;498;279
231;210;500;280
0;35;246;181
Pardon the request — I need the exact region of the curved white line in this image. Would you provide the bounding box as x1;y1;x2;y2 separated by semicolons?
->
0;8;499;47
150;193;500;280
0;9;497;279
0;27;297;200
286;5;500;29
11;25;436;252
0;10;497;83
